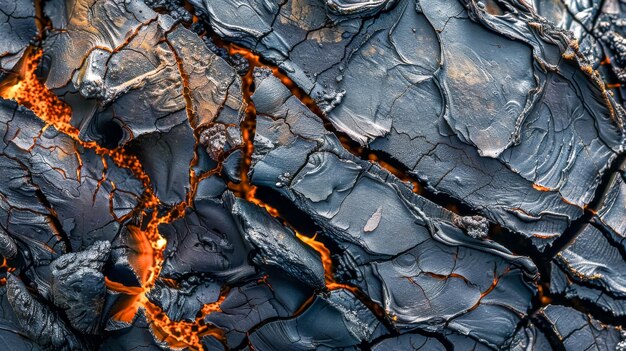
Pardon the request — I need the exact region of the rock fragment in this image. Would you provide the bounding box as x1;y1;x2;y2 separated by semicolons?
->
7;275;83;350
537;305;622;350
50;241;110;334
230;196;326;290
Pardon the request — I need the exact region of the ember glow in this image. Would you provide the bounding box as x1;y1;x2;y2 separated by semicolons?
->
0;48;224;350
1;0;626;350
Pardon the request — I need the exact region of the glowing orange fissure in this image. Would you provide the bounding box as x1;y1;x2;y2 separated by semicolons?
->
0;257;16;285
228;42;426;198
222;43;351;292
0;40;371;349
0;48;224;351
295;233;357;292
217;42;383;324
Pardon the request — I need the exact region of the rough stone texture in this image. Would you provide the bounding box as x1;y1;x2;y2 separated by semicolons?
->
229;196;326;291
159;198;255;283
371;333;446;351
537;304;622;351
249;69;539;348
503;321;552;351
551;223;626;317
193;0;626;250
6;275;83;350
205;278;311;348
0;0;36;78
0;0;624;350
247;288;386;350
50;241;110;334
146;278;221;323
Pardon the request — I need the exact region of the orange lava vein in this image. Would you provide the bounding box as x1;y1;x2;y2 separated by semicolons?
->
296;233;358;292
0;257;16;285
223;41;367;297
0;48;224;351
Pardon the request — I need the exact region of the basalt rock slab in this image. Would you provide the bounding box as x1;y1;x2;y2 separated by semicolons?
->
192;0;626;251
0;0;36;77
229;196;326;291
40;1;246;205
246;289;386;350
249;67;538;348
99;309;163;351
551;223;626;317
536;304;623;351
0;99;143;252
159;197;255;284
6;274;84;350
146;278;221;323
205;277;311;348
503;321;552;351
50;241;110;334
371;333;447;350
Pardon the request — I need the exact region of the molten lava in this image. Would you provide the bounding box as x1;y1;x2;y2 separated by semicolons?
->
0;257;16;285
0;38;390;350
296;233;355;292
0;48;225;351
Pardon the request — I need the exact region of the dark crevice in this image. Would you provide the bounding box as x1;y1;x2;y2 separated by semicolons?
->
545;215;591;259
490;223;552;313
532;313;566;351
547;154;626;258
97;119;124;149
253;186;320;236
548;288;626;328
32;186;73;252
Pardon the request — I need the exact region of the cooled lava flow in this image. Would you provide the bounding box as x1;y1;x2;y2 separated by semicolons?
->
0;39;360;351
222;43;351;290
220;42;393;325
0;48;225;351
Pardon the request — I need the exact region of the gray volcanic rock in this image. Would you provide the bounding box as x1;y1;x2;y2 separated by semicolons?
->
247;289;386;350
40;1;246;205
7;274;83;350
551;223;626;317
159;197;255;283
50;241;110;334
0;227;18;260
230;197;326;290
503;321;552;351
193;0;626;250
371;333;446;351
146;278;221;323
206;278;311;348
99;309;163;351
249;67;538;348
537;304;623;351
0;0;37;77
0;284;44;351
0;99;143;252
0;0;625;350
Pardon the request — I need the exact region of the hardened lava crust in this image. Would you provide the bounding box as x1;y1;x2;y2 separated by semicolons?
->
0;0;626;350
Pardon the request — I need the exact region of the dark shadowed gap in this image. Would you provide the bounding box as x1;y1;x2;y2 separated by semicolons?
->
254;185;321;237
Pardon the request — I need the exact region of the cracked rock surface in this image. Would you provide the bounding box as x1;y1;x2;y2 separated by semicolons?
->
0;0;624;350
